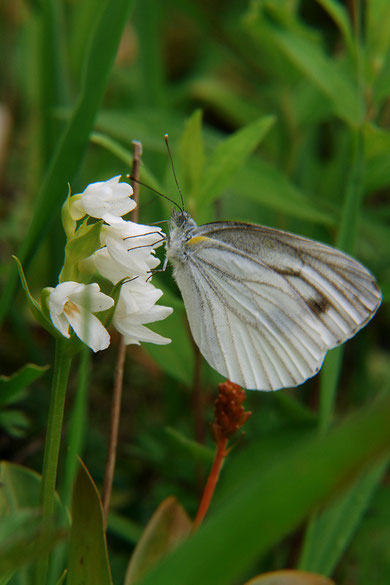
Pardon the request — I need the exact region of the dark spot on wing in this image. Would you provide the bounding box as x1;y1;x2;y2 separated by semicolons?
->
273;267;302;277
307;296;329;316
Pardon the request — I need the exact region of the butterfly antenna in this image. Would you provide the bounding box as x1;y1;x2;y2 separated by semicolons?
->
164;133;185;210
126;175;181;210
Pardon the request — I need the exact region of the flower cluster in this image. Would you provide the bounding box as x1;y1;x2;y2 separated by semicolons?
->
47;176;172;351
212;381;252;444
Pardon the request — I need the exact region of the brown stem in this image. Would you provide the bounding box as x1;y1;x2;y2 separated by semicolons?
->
102;335;126;526
192;437;228;530
102;141;143;527
130;140;142;221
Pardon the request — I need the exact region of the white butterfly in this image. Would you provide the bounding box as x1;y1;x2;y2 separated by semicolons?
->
166;209;381;391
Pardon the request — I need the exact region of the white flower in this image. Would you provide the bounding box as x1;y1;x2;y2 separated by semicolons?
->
47;282;114;352
70;176;135;224
113;279;173;345
81;220;164;283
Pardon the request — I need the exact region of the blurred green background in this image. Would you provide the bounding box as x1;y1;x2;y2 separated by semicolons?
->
0;1;389;584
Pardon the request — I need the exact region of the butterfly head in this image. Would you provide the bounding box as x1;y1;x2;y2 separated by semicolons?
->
170;209;196;230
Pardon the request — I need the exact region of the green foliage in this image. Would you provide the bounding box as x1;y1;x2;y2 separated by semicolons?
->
59;220;103;282
67;462;112;585
1;1;390;585
136;391;390;585
0;463;66;576
0;363;49;437
124;497;192;584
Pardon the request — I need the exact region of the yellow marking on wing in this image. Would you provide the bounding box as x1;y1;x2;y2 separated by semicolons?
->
186;235;213;246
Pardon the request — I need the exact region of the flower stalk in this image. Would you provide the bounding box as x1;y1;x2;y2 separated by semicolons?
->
35;338;72;585
193;437;228;530
193;380;251;530
102;140;143;526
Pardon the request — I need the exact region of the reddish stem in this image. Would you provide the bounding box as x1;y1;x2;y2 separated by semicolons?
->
192;437;228;530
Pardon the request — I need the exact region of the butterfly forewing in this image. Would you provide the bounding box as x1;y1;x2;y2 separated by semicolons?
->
168;218;381;391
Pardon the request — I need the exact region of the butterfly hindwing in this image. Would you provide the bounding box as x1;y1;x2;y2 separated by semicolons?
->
170;221;381;391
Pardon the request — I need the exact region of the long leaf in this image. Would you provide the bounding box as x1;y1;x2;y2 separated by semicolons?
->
135;391;390;585
270;28;362;126
0;0;135;325
197;116;275;210
124;497;192;585
67;461;112;585
299;458;389;575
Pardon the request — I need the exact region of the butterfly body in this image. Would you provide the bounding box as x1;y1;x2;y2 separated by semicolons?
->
167;210;381;391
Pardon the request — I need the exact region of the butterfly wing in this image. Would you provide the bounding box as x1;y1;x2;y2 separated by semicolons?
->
170;221;381;391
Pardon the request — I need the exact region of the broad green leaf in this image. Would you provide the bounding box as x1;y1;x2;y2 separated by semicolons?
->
67;461;112;585
124;497;192;585
244;569;335;584
0;0;135;325
342;483;390;583
230;159;336;227
135;390;390;585
0;462;66;573
0;363;49;406
179;109;205;205
269;28;362;126
60;220;103;282
0;510;64;575
299;458;389;575
197;115;275;210
0;462;52;511
190;78;265;127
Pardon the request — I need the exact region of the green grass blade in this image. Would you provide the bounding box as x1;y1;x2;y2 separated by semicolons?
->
134;0;165;106
135;391;390;585
299;458;389;575
178;109;205;205
0;0;135;326
197;115;275;211
269;28;362;126
36;0;69;166
300;128;369;570
314;0;354;55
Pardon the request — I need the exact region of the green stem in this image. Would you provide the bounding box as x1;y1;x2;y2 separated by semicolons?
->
318;128;364;436
35;338;72;585
62;346;91;507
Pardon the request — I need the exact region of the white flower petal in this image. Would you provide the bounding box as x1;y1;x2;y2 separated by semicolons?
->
71;176;135;221
50;311;71;338
69;197;86;220
47;281;113;351
80;249;131;284
64;304;111;352
116;322;171;345
112;278;172;346
69;282;114;312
